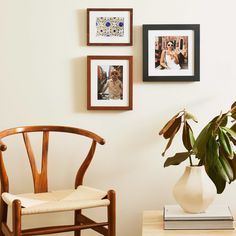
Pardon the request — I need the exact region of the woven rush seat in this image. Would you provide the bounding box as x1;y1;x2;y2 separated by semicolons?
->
2;185;110;215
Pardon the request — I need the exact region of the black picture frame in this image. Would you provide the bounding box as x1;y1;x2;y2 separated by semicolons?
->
143;24;200;82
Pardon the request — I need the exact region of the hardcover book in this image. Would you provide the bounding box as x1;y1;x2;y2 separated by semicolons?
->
164;205;233;221
164;219;234;230
163;205;234;230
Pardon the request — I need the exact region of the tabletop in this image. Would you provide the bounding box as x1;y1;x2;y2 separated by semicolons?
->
142;210;236;236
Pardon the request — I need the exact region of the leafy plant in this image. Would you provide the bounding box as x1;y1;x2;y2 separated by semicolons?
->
159;102;236;194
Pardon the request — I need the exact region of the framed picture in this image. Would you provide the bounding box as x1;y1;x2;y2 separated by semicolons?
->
87;8;133;46
143;24;200;81
87;55;133;110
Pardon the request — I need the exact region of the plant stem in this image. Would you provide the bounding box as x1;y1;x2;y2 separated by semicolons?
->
198;159;203;166
189;155;193;166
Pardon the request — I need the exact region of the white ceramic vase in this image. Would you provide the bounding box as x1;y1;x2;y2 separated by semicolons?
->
173;166;216;213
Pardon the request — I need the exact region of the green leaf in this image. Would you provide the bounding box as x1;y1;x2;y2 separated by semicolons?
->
227;153;236;181
222;126;236;139
164;152;190;167
232;113;236;120
205;136;228;193
231;101;236;110
228;135;236;145
211;113;228;127
163;117;182;139
205;165;226;194
193;123;212;160
218;128;234;159
189;128;195;148
230;123;236;133
206;135;220;167
220;116;228;127
211;113;222;123
206;135;229;182
219;144;233;164
219;155;234;182
182;121;195;151
231;102;236;119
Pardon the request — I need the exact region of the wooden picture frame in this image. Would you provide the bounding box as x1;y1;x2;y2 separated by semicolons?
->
87;55;133;110
87;8;133;46
143;24;200;81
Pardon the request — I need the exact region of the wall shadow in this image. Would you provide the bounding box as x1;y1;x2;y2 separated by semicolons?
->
77;9;86;47
71;57;87;113
133;25;143;84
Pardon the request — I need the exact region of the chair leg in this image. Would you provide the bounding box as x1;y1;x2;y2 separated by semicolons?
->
74;209;81;236
12;200;21;236
107;190;116;236
0;200;8;236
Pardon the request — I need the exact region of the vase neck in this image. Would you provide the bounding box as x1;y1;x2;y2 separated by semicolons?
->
185;165;205;173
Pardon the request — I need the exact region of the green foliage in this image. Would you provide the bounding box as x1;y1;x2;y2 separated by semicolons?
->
159;102;236;194
164;152;190;167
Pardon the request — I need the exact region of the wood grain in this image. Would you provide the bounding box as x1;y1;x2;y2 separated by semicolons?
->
0;125;115;236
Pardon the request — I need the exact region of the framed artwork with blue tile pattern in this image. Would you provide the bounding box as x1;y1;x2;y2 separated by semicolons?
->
87;8;133;46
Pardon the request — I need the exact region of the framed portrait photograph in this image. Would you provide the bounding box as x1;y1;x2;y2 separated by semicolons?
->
87;8;133;46
87;55;133;110
143;24;200;81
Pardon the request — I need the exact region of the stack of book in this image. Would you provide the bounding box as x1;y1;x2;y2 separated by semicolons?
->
163;205;234;230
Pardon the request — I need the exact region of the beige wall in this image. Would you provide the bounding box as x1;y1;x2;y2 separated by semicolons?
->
1;0;236;235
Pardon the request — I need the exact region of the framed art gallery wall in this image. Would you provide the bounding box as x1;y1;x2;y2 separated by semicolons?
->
2;1;236;236
86;8;133;110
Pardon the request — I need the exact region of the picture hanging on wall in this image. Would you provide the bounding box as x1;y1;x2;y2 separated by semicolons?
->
143;24;200;81
87;8;133;46
87;55;133;110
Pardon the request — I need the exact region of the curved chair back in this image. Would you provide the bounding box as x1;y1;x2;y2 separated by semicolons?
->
0;125;105;194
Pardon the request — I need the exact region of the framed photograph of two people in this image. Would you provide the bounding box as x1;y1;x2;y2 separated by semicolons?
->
143;24;200;81
87;56;133;110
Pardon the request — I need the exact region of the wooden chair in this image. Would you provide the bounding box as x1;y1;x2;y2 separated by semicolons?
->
0;125;116;236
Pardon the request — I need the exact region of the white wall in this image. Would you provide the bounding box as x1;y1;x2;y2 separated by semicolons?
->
1;0;236;235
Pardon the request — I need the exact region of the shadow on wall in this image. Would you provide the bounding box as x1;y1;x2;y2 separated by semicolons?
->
133;25;143;84
70;9;87;113
77;9;87;47
71;56;87;113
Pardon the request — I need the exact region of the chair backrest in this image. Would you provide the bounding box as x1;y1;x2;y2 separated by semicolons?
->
0;125;105;194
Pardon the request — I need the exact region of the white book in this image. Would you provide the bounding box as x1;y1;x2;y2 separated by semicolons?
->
164;219;234;230
164;204;234;221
